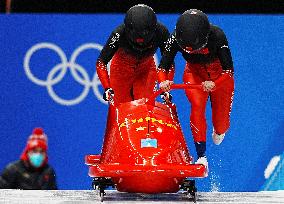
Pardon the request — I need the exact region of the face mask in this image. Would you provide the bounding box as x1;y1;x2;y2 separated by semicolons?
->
28;153;45;168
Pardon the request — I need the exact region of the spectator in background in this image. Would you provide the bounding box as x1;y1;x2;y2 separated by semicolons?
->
0;128;57;189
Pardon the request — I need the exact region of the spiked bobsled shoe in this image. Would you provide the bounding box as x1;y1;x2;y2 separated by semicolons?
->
212;131;225;145
196;156;208;177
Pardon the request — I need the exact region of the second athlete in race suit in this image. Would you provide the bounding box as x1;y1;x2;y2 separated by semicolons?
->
158;9;235;173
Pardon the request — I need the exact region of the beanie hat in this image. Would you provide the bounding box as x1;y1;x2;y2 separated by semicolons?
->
20;127;48;166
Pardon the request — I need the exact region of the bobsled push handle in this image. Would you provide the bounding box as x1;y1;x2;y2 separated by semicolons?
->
147;84;202;106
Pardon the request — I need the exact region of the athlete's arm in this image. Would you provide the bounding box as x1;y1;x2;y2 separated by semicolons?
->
96;25;123;89
158;24;175;81
157;34;179;83
214;27;234;88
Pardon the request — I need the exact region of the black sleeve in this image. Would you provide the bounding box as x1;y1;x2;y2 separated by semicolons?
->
0;163;17;189
158;34;179;71
157;23;170;55
215;27;234;72
97;24;124;64
40;167;57;190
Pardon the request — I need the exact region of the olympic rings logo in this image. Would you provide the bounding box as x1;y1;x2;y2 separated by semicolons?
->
24;42;158;106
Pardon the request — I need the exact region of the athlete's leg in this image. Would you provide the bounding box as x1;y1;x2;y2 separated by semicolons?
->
133;57;156;100
183;66;209;158
110;51;135;104
211;77;234;135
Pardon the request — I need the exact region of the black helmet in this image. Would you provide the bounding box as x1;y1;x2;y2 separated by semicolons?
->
124;4;157;45
175;9;210;52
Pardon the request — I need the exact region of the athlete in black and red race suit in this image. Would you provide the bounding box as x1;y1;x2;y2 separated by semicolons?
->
96;4;174;103
158;9;235;172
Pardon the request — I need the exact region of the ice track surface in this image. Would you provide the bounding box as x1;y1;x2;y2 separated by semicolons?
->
0;190;284;204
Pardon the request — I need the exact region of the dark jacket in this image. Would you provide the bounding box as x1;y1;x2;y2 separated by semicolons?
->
0;160;57;190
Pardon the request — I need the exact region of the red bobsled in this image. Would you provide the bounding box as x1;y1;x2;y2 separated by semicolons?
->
85;84;206;201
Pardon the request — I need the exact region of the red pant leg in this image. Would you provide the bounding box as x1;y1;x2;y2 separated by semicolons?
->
109;51;135;104
183;67;209;142
110;50;158;104
211;77;234;134
133;57;156;100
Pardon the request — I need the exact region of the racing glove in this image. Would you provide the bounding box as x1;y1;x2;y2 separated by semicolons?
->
159;80;173;92
103;88;114;101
